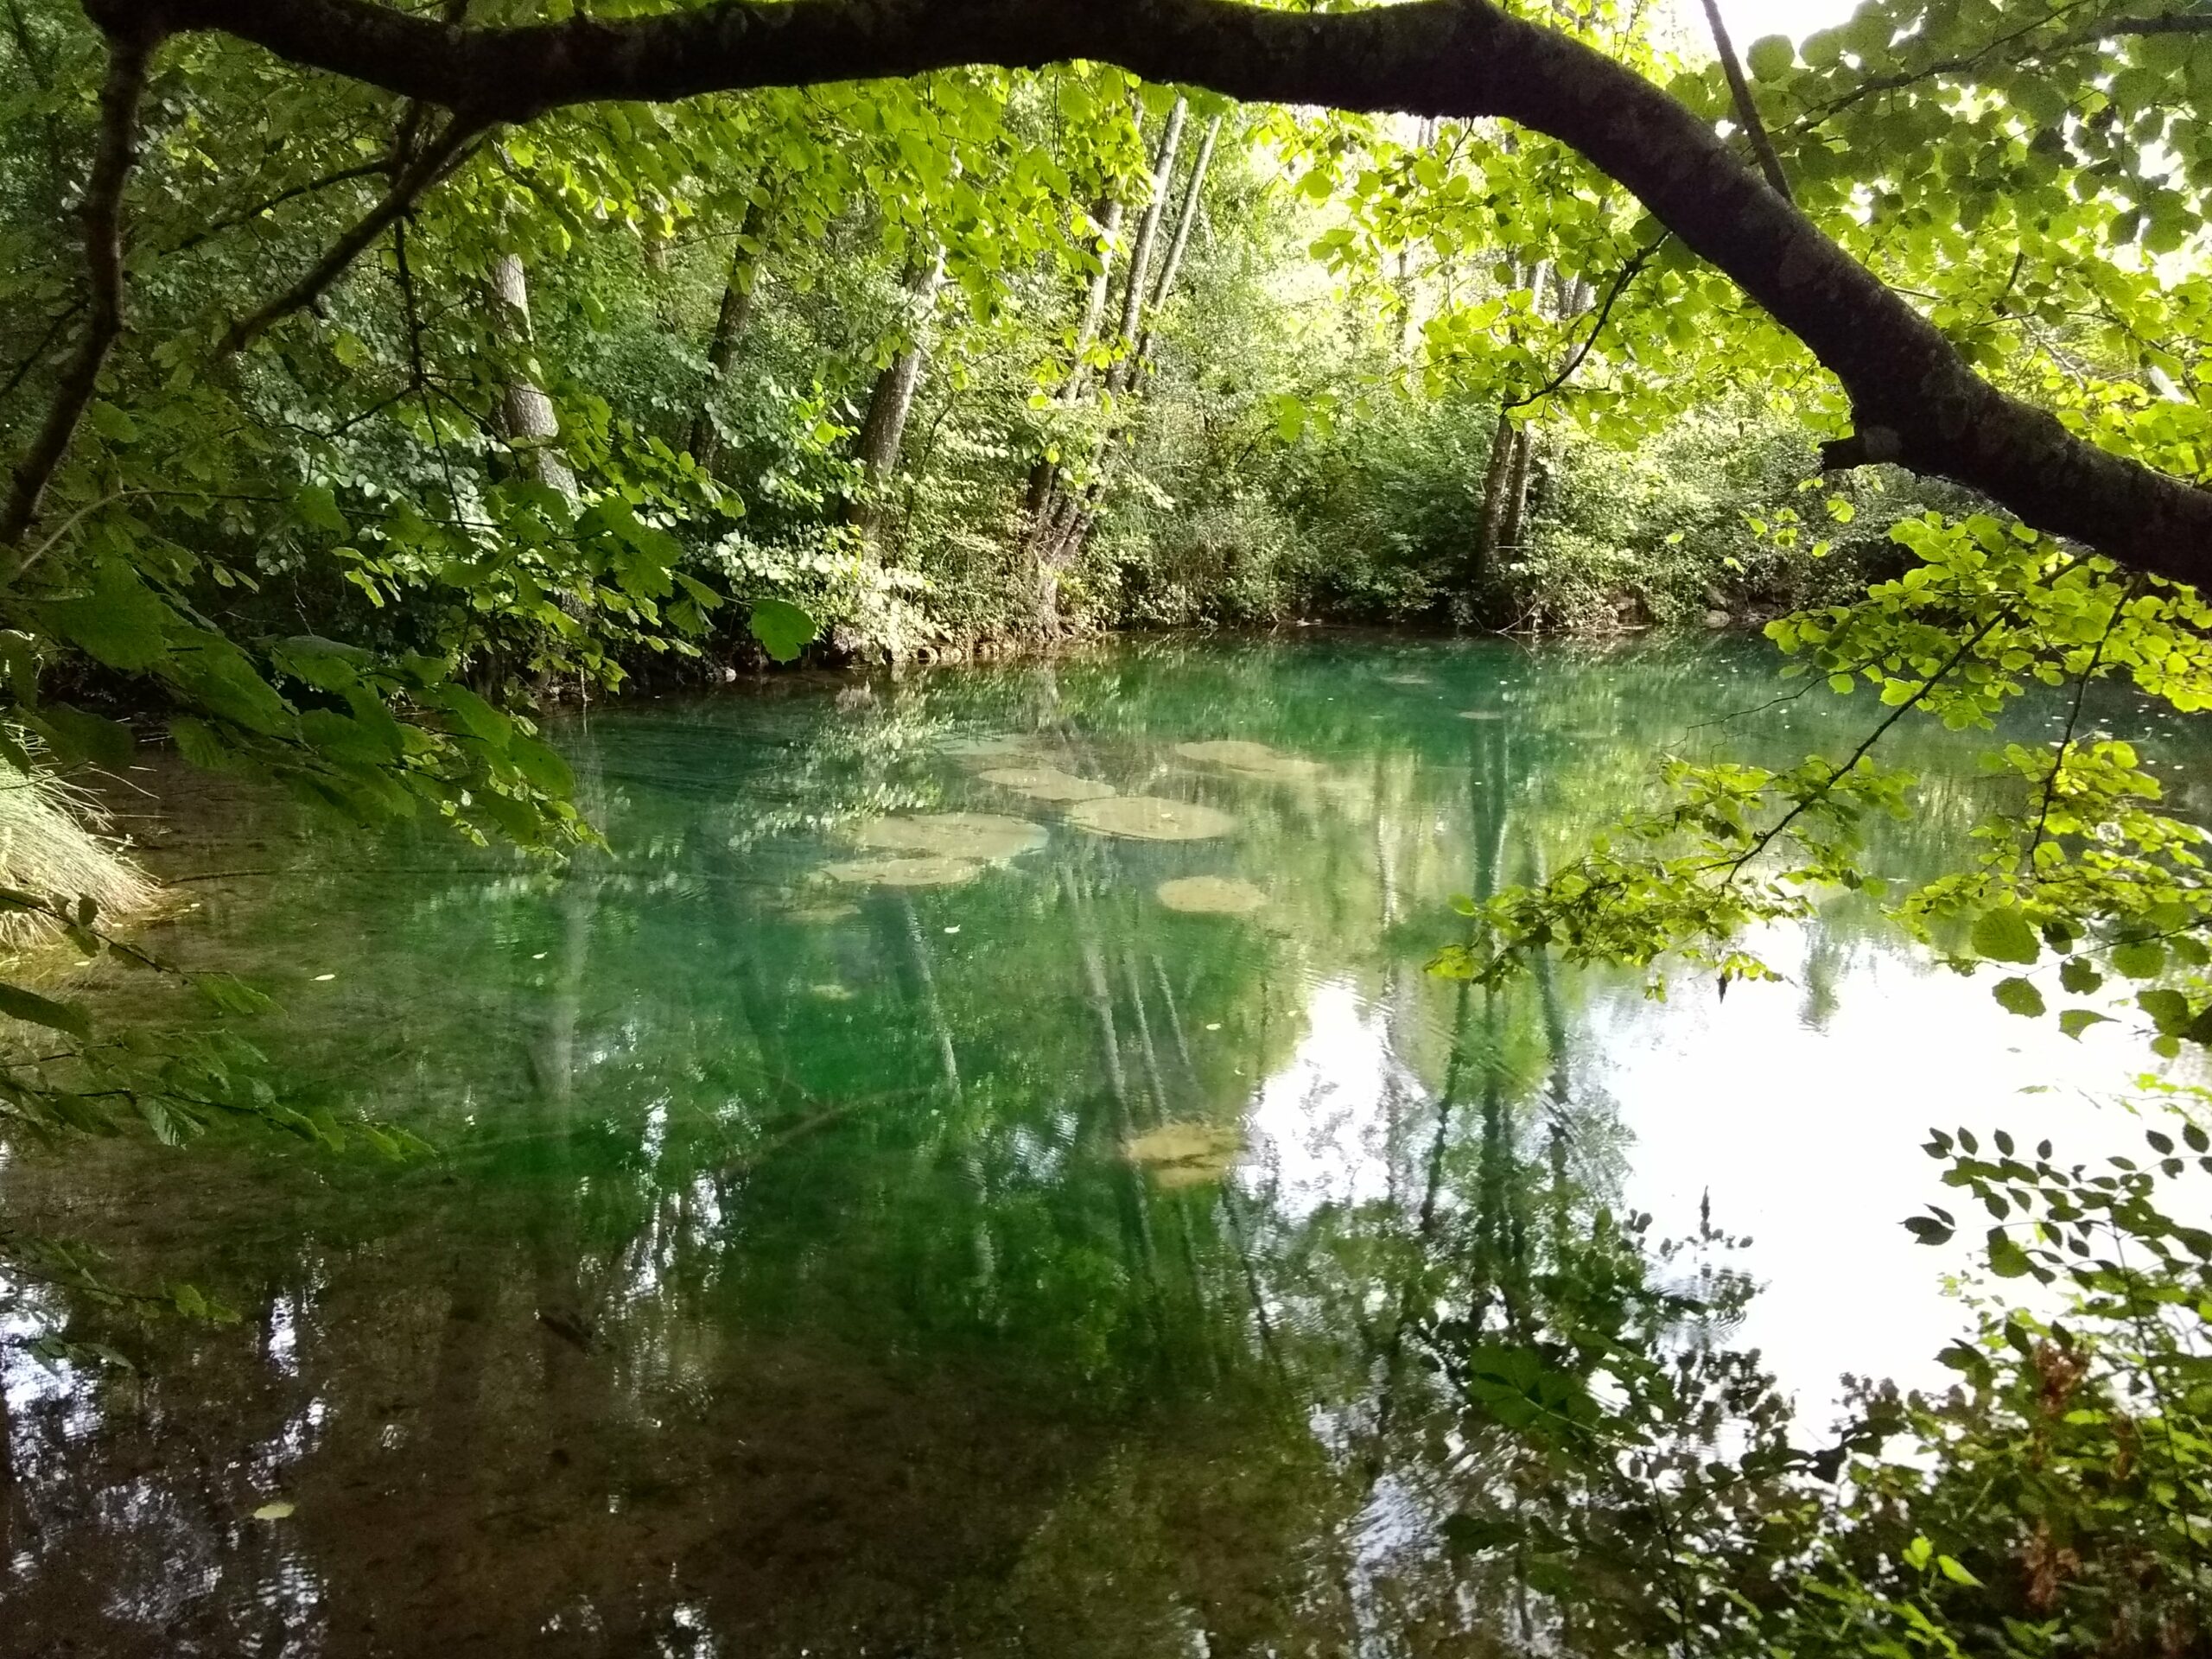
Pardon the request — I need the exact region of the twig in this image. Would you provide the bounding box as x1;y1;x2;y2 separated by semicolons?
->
0;26;159;551
0;301;84;408
2023;574;2135;878
1505;239;1663;411
218;117;486;358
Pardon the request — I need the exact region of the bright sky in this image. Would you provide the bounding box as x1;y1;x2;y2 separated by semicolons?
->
1705;0;1859;44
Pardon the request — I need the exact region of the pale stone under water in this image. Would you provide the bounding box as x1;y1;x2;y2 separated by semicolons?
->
854;811;1048;861
1065;795;1237;842
1155;875;1268;915
822;855;984;888
1173;738;1323;782
1125;1121;1244;1186
977;766;1118;804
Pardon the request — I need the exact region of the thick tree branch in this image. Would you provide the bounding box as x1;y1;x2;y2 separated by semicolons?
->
96;0;2212;586
1;24;157;550
216;116;486;358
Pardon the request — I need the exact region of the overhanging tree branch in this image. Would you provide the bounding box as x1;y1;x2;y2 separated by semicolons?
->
1;23;158;550
82;0;2212;587
216;115;486;357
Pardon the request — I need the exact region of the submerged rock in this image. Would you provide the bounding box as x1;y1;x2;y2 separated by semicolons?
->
822;855;985;887
1173;739;1323;782
978;765;1118;804
853;811;1047;861
1066;795;1237;842
939;734;1035;761
1125;1120;1244;1186
1155;875;1268;915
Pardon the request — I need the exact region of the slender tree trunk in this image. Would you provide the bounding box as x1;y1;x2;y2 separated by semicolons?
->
488;252;578;504
1133;111;1218;367
1498;425;1534;557
1024;194;1124;521
688;194;767;474
1473;406;1515;588
848;245;946;540
1035;102;1211;614
1101;95;1186;397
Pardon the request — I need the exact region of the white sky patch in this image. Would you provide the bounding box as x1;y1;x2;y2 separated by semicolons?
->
1704;0;1860;45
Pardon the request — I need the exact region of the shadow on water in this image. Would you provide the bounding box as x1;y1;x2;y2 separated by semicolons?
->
0;635;2197;1656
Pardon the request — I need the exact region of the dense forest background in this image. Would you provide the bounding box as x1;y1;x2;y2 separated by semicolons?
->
0;0;1974;701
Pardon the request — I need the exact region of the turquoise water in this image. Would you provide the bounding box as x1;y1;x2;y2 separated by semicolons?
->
0;635;2191;1656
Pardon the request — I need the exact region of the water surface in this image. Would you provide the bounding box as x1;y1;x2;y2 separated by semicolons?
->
0;635;2196;1656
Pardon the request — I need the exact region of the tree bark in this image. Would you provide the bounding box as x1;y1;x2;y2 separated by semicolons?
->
848;245;946;540
1497;425;1533;558
0;26;155;553
151;0;2212;586
488;251;578;503
687;193;767;474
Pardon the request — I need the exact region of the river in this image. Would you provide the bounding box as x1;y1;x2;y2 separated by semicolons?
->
0;634;2197;1656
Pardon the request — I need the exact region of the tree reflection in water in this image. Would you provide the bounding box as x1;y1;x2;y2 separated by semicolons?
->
0;637;2192;1656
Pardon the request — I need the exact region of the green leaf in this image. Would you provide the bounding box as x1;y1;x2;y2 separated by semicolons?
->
1936;1555;1983;1588
748;598;817;664
1745;34;1795;80
2112;938;2166;978
2058;1008;2112;1040
1970;908;2040;964
2059;956;2101;995
508;733;575;797
86;401;137;443
293;484;348;535
32;704;133;771
0;981;90;1038
47;561;173;672
434;684;512;751
2138;988;2192;1035
1904;1215;1955;1245
1992;976;2044;1018
1986;1230;2034;1279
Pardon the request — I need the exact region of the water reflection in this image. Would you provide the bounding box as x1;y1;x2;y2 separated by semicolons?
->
0;636;2193;1656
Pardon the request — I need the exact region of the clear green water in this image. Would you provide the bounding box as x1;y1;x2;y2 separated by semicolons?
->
0;635;2194;1656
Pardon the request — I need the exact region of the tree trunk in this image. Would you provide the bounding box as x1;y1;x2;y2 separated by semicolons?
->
1132;111;1218;367
1498;425;1534;557
1474;406;1515;588
848;245;946;540
687;194;766;474
1024;194;1124;520
1035;106;1219;620
1102;95;1185;397
488;251;578;504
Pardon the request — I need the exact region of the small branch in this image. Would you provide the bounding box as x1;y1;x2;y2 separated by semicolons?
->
2023;574;2135;878
0;301;85;409
0;26;159;551
1698;0;1791;201
1505;238;1662;410
217;116;486;358
1722;600;2024;881
161;162;392;258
